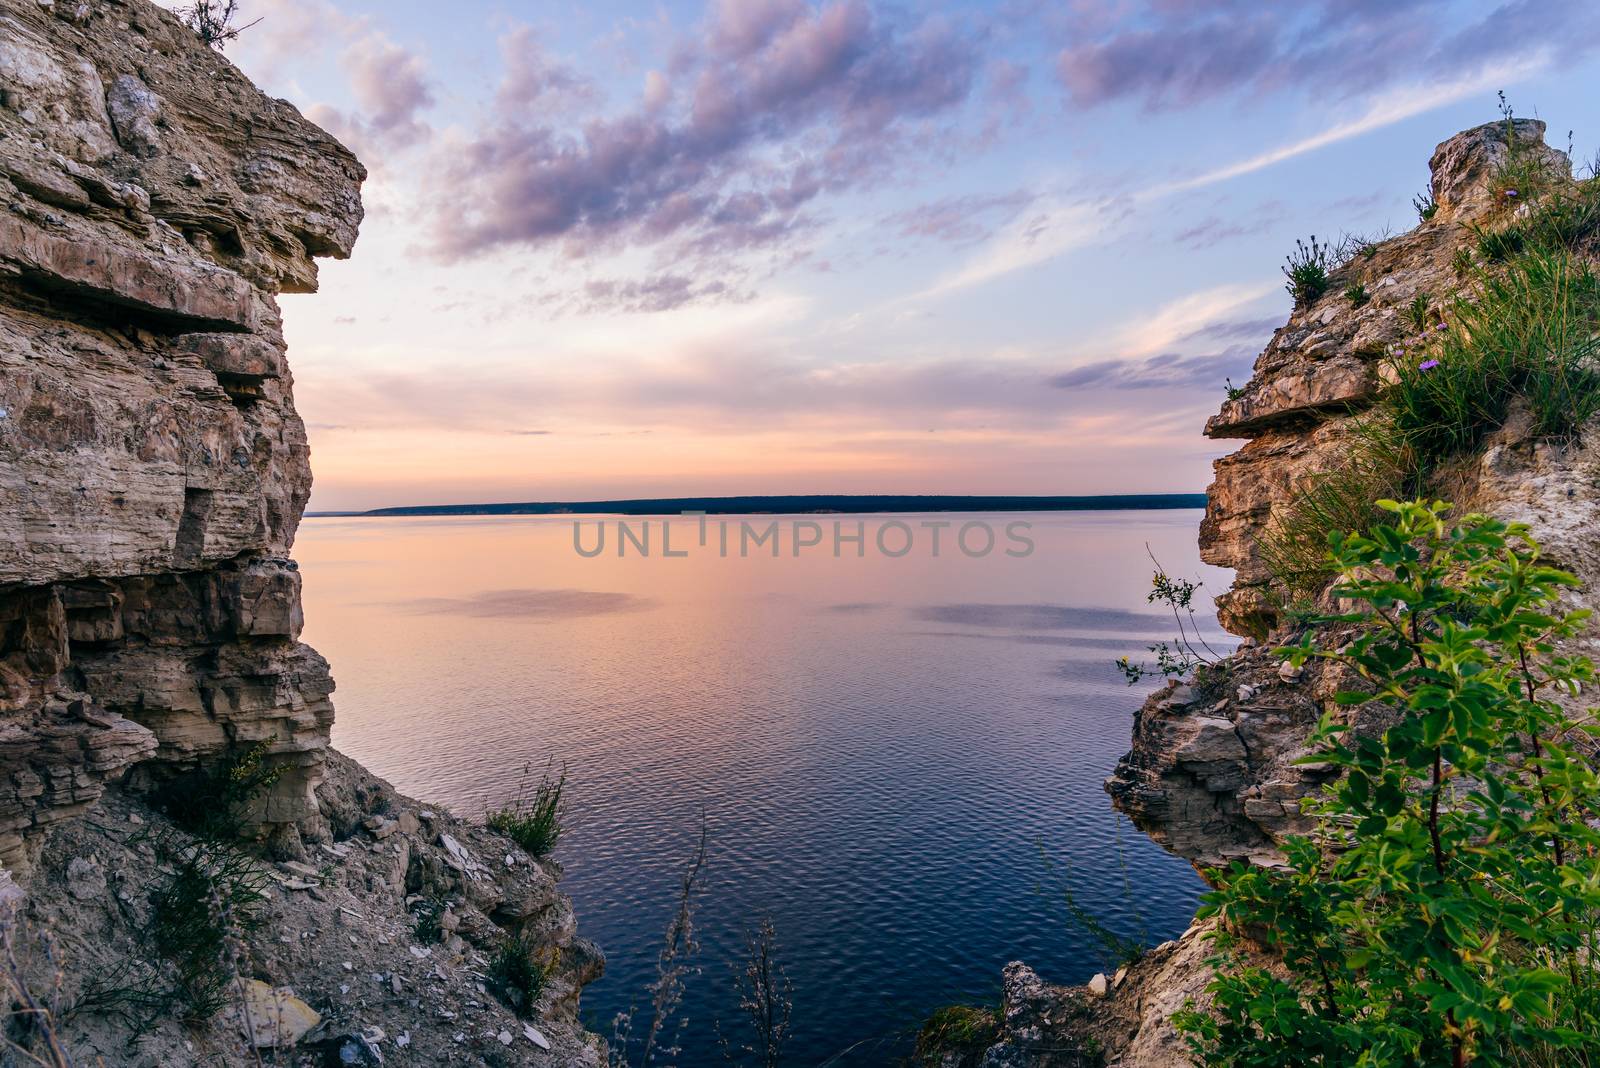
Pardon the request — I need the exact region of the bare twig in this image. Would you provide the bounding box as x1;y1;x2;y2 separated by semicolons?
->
176;0;262;50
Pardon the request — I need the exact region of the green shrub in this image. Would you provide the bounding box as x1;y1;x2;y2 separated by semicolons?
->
485;760;567;858
1282;236;1333;308
488;933;554;1018
147;839;268;1019
1522;177;1600;251
1177;501;1600;1066
1343;282;1369;307
1385;249;1600;463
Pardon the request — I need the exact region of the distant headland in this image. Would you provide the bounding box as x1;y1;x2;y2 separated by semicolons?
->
310;493;1207;518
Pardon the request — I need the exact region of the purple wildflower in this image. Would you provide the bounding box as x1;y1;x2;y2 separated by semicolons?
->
1505;189;1519;197
1435;323;1448;331
1420;359;1440;371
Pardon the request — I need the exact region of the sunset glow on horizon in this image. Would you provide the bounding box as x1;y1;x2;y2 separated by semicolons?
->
212;0;1600;510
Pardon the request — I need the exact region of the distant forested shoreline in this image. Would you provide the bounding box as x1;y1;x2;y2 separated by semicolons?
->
311;493;1207;518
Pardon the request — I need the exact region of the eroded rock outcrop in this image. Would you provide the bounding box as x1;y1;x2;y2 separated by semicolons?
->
0;0;361;873
0;2;601;1062
1111;118;1595;872
931;120;1600;1067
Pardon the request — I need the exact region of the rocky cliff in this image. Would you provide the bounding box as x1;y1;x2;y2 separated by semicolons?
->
918;120;1600;1067
0;2;601;1064
1109;117;1596;874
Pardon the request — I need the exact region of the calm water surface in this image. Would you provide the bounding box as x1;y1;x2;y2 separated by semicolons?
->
295;510;1231;1064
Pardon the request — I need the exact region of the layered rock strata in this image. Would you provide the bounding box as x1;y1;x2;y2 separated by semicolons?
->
0;2;601;1062
0;0;360;873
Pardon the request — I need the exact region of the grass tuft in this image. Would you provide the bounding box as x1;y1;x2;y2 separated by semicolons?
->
914;1005;1001;1062
1474;222;1526;263
1385;249;1600;462
485;759;567;859
1256;414;1414;600
1282;236;1333;308
488;933;554;1018
412;897;446;945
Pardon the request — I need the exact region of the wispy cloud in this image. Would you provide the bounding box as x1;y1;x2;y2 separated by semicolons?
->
1104;282;1279;357
913;196;1113;299
912;54;1545;300
1147;57;1549;198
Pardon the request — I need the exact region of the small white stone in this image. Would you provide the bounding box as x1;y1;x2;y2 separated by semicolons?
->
523;1022;551;1050
1087;973;1109;998
497;1030;513;1046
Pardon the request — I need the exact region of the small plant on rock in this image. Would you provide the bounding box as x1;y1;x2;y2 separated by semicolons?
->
1412;189;1438;222
147;836;268;1020
1116;550;1226;685
1282;235;1333;308
488;933;555;1018
1343;282;1369;307
412;897;447;945
1403;292;1431;333
1335;230;1386;267
1487;91;1560;213
485;759;567;859
176;0;261;50
1224;377;1246;401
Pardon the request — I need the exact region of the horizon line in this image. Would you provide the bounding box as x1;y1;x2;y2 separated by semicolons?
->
308;492;1209;518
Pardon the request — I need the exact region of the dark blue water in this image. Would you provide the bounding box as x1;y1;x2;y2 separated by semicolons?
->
297;510;1225;1064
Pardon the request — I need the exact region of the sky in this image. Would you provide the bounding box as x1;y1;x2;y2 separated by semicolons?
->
205;0;1600;510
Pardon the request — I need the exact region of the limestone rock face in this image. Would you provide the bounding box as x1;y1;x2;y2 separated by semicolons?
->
0;0;362;877
0;5;607;1062
1115;121;1594;876
1429;118;1566;221
1201;120;1575;637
